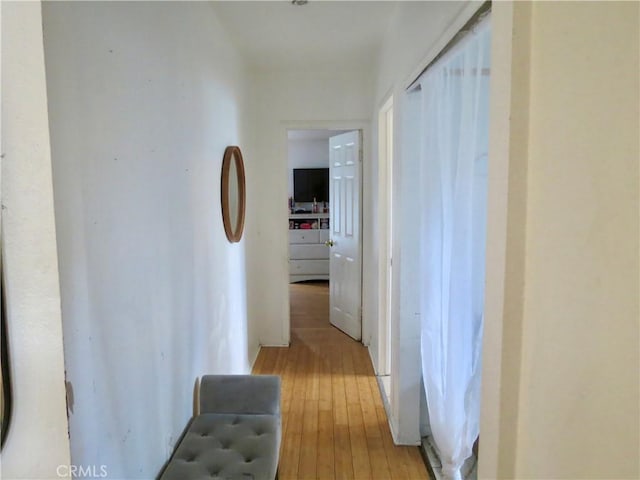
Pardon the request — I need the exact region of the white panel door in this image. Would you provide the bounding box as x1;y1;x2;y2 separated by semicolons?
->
329;131;361;340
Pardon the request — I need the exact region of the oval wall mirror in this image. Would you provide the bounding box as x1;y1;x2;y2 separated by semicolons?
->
221;146;246;243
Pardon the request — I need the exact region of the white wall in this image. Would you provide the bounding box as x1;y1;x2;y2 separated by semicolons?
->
287;137;330;199
41;2;256;478
480;2;640;479
369;0;473;444
1;1;72;477
245;70;372;347
517;2;638;477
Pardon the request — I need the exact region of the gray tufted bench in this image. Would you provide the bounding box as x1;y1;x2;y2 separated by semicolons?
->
158;375;281;480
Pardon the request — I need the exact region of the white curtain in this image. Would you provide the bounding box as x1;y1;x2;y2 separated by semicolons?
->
418;16;491;480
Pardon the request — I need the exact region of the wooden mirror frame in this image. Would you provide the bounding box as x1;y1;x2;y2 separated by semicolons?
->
1;258;11;449
221;146;246;243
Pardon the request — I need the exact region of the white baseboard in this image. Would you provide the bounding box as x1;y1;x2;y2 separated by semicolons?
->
249;345;261;371
373;374;420;447
386;406;419;445
367;344;379;375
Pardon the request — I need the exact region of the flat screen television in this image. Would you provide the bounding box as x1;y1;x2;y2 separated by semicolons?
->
293;168;329;203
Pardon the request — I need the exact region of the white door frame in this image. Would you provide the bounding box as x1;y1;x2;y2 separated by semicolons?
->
377;96;393;376
281;121;370;346
387;3;516;471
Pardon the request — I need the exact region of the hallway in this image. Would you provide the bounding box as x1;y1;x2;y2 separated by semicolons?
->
253;281;429;479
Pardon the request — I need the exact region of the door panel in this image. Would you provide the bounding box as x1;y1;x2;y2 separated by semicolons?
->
329;131;361;340
332;178;341;234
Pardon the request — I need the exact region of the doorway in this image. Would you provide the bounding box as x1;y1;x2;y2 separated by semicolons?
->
286;128;363;341
377;96;394;402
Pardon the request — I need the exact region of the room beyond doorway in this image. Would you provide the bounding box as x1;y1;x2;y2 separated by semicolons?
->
286;128;363;342
290;281;331;332
287;129;345;285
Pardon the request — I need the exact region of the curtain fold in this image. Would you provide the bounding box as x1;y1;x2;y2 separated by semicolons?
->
418;17;491;480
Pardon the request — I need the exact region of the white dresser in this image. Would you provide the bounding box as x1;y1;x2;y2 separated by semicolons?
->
289;213;330;283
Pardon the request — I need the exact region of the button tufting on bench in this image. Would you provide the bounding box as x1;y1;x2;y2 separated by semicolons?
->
162;414;278;479
159;375;281;480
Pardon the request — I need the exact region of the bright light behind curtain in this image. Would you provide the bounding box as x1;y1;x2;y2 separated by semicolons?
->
418;15;491;480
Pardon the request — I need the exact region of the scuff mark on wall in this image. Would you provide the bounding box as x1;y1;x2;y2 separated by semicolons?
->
65;381;74;415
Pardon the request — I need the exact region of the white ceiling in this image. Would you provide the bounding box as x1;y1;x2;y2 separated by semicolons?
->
210;1;397;71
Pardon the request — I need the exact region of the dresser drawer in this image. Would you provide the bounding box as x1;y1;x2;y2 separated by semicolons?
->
290;244;329;260
290;259;329;275
289;230;320;244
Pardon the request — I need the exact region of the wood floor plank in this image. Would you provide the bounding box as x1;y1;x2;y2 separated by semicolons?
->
252;281;430;480
357;372;377;433
280;344;309;479
368;376;385;409
331;344;355;479
252;346;266;374
357;369;392;479
306;348;320;400
333;423;355;479
273;346;288;375
406;444;430;479
342;346;360;404
279;409;303;479
318;346;333;412
281;345;300;412
375;406;411;480
260;347;279;374
279;346;297;439
298;399;319;479
291;346;309;408
317;409;336;479
346;402;372;479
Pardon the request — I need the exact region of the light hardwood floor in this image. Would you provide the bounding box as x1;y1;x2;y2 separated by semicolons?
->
252;281;429;480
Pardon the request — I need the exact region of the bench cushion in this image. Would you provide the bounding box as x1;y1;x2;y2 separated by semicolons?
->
199;375;281;416
160;413;280;480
